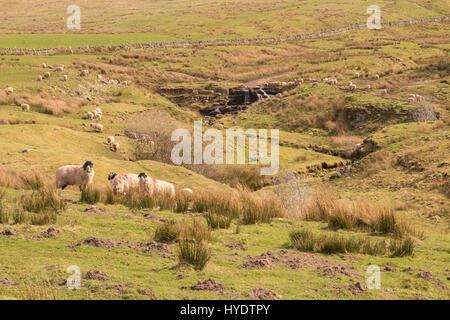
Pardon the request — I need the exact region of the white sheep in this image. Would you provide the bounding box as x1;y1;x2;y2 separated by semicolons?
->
87;112;94;120
90;123;103;132
349;83;356;91
37;75;43;82
367;84;371;90
94;107;102;116
355;72;360;78
21;104;30;111
41;63;47;68
374;74;380;80
43;72;51;79
107;136;115;144
180;188;193;196
138;172;175;197
108;172;140;194
56;161;94;190
111;142;119;152
80;69;89;77
54;66;64;72
4;87;14;95
63;75;68;81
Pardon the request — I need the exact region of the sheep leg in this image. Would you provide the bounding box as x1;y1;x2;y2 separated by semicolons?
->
61;185;67;190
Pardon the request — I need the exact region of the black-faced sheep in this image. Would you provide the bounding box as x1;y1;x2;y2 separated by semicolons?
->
21;104;30;111
108;172;140;194
90;123;103;132
4;87;13;95
56;161;94;190
138;172;175;197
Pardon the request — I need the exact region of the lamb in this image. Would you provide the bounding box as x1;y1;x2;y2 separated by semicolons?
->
43;72;51;79
180;188;193;196
56;161;94;190
108;172;140;194
111;142;119;152
37;75;43;82
138;172;175;197
107;136;115;144
80;69;89;77
4;87;13;95
21;104;30;111
90;123;103;132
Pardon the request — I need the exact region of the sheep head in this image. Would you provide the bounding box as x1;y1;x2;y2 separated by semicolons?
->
108;172;117;180
82;161;94;173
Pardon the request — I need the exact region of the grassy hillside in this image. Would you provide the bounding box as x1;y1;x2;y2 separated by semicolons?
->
0;1;449;300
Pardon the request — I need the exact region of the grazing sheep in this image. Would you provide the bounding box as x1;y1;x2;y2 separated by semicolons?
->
120;81;128;86
408;97;415;103
94;107;102;116
108;172;140;195
36;75;43;82
415;94;423;102
4;87;14;95
54;66;64;72
20;104;30;112
107;136;115;144
138;172;175;197
57;64;64;68
80;70;89;77
374;74;380;80
41;63;47;68
43;72;51;79
56;161;94;190
180;188;193;196
87;111;94;120
311;82;318;87
354;72;360;78
63;75;68;81
281;81;287;86
90;123;103;132
349;82;356;91
97;74;103;80
111;142;119;152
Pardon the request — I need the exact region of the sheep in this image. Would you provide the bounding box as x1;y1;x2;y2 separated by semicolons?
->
20;104;30;112
408;97;415;103
374;74;380;80
94;107;102;116
41;63;47;68
87;111;94;120
281;81;287;86
111;142;119;152
56;161;94;190
367;84;371;90
97;74;103;80
108;172;140;194
5;87;14;95
138;172;175;197
381;89;388;95
415;94;423;102
90;123;103;132
57;64;64;68
80;69;89;77
43;72;51;79
36;75;43;82
120;81;128;86
354;72;360;78
180;188;193;196
63;75;68;81
107;136;115;144
348;82;356;91
54;66;64;72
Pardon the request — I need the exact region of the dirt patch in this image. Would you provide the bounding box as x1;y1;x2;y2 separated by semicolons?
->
68;237;171;256
83;205;108;215
249;287;281;300
34;227;59;239
85;270;110;281
334;282;367;295
241;250;360;278
339;254;361;262
142;213;167;222
417;271;449;290
417;271;436;280
0;278;19;286
186;279;239;298
137;288;157;299
224;242;247;251
383;262;397;272
0;228;17;236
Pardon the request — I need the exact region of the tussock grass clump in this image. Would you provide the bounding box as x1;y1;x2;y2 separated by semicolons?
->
240;191;285;225
389;237;415;257
290;229;389;256
80;186;101;204
191;191;241;218
204;212;233;229
154;220;180;243
177;240;211;270
0;191;9;224
154;218;211;244
297;186;419;238
0;168;52;190
21;188;66;214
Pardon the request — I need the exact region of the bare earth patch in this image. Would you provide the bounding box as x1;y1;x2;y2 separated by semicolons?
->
334;282;367;295
241;250;360;279
83;205;108;215
0;228;17;236
249;287;281;300
85;270;110;281
31;227;59;240
224;242;247;251
0;278;19;286
186;279;240;298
